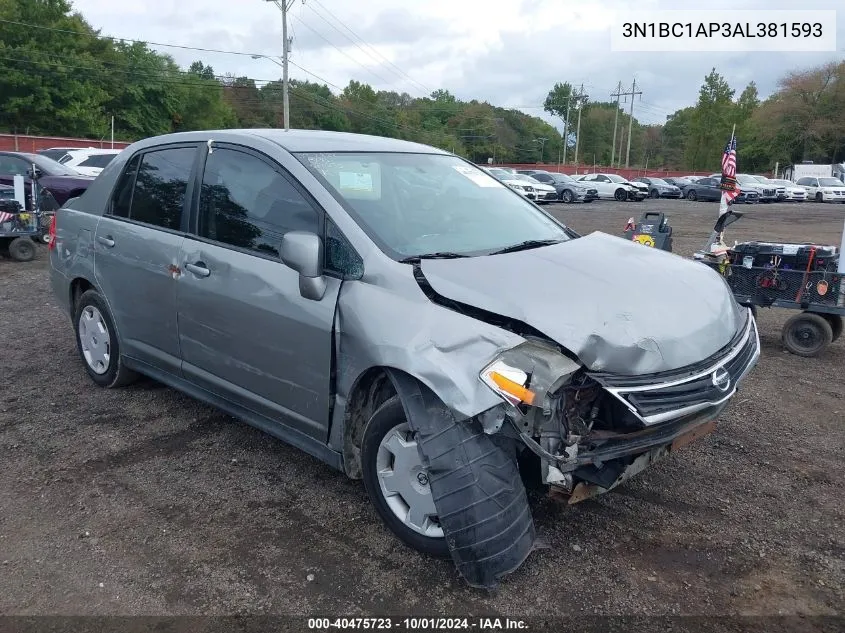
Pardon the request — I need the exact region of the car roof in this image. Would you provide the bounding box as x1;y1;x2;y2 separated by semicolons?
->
128;129;449;155
64;148;122;156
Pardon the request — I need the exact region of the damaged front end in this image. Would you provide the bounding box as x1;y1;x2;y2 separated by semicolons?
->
476;309;760;504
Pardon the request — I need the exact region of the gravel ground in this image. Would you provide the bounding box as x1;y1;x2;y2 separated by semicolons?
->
0;199;843;618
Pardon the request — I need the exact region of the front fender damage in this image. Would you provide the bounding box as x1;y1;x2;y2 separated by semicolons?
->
386;369;537;589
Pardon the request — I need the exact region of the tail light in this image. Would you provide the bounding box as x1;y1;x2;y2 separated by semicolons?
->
48;214;56;250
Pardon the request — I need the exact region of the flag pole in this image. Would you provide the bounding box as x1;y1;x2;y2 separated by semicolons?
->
703;124;738;252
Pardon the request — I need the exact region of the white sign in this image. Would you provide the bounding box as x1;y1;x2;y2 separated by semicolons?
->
13;174;25;207
611;10;837;52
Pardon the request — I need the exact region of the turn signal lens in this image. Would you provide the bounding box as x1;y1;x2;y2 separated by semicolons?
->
480;361;536;407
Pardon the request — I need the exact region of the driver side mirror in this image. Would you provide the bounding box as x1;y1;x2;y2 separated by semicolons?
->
29;166;42;179
280;231;326;301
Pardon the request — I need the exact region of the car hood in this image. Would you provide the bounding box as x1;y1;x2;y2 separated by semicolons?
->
419;231;744;376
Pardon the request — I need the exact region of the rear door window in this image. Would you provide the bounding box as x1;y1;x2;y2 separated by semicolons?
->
127;147;196;230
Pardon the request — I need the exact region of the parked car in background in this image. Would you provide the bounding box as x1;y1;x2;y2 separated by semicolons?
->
516;170;598;203
749;175;786;200
709;173;777;203
683;176;760;204
632;176;683;199
510;173;557;204
574;173;647;201
664;177;693;188
0;151;95;207
48;129;759;582
770;179;807;201
796;176;845;203
38;147;97;162
58;149;122;177
482;167;536;200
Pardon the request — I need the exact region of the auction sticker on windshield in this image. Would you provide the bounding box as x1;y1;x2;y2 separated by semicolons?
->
453;164;502;187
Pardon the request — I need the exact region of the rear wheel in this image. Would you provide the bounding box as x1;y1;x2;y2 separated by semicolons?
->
561;189;574;203
614;188;627;202
686;190;698;201
782;312;833;357
74;289;139;388
361;396;449;557
8;236;36;262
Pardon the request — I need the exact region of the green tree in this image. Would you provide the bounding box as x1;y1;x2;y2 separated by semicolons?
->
684;68;736;170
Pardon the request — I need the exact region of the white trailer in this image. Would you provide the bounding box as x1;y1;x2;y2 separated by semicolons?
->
785;163;845;183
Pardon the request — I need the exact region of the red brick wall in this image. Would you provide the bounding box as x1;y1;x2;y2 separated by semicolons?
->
0;134;131;153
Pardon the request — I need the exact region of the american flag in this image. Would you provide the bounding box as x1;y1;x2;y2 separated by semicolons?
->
718;136;740;216
0;211;16;224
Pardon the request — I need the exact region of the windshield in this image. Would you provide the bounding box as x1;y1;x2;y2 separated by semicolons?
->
20;153;82;176
296;152;570;259
551;174;577;184
751;175;768;182
648;177;669;185
605;174;626;183
514;174;539;183
736;174;759;185
819;178;842;187
773;180;792;186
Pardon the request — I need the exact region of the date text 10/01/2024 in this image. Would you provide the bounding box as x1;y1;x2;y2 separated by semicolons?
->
622;22;823;38
308;618;528;630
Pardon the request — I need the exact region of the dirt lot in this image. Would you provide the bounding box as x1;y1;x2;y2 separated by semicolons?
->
1;199;843;618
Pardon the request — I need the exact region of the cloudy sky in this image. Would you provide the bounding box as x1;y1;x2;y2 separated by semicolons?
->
71;0;844;130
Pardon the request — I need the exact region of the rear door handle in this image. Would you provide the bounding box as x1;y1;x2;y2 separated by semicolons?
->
185;262;210;278
97;235;115;248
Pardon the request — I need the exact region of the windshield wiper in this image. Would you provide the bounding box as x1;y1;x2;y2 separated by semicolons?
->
487;239;563;255
399;252;469;263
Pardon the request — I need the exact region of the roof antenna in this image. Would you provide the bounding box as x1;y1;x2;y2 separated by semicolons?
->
207;139;215;154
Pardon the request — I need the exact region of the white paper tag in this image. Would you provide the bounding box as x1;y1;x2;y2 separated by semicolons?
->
452;165;502;187
782;244;799;255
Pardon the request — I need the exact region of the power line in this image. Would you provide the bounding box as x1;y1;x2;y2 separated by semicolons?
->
0;17;284;59
306;0;432;96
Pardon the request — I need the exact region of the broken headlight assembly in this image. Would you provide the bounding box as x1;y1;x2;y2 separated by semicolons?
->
478;340;605;488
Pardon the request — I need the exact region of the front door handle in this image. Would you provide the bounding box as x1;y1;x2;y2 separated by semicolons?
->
185;262;211;278
97;235;115;248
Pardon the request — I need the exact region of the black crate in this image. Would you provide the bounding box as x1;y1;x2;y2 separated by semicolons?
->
707;263;843;307
623;212;673;252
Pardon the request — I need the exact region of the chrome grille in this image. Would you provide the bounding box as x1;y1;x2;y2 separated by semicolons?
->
600;316;759;426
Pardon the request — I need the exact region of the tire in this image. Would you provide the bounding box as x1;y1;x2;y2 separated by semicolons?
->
561;189;574;204
782;312;833;357
686;190;698;201
821;314;843;342
649;189;660;199
8;237;36;262
583;198;593;203
614;188;627;202
74;289;139;388
816;192;823;202
361;396;449;558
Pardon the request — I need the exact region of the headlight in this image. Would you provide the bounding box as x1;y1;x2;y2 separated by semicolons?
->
479;341;581;409
510;184;524;191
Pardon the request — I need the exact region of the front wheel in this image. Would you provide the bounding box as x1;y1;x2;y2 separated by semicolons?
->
686;190;698;201
614;188;627;202
782;312;833;357
650;189;660;199
561;189;574;203
816;192;824;202
361;396;449;558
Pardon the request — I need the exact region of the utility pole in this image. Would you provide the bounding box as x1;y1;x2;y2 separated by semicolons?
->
573;84;587;169
266;0;294;130
561;95;572;165
625;77;642;168
535;137;548;163
610;81;623;168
